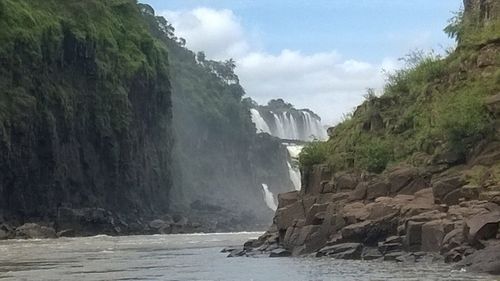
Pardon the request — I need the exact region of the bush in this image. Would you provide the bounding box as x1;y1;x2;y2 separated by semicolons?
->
357;139;392;173
299;141;329;169
434;90;491;150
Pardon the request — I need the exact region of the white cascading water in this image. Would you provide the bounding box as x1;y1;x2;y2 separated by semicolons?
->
250;109;327;141
250;108;271;134
286;145;303;190
261;183;278;210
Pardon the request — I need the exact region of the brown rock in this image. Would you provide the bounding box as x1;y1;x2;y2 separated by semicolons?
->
305;203;329;225
277;191;300;208
460;242;500;274
349;182;368;201
366;180;390;200
431;174;466;204
464;212;500;243
421;220;448;252
387;165;418;194
316;243;363;259
274;201;306;231
334;172;359;191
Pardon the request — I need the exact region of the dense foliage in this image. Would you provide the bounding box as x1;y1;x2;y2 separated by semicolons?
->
300;9;500;173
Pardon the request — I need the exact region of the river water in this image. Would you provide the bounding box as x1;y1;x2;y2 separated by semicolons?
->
0;232;494;281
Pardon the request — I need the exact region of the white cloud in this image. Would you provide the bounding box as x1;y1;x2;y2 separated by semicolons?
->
160;7;398;125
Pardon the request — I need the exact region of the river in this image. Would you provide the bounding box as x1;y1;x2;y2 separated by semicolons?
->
0;232;493;281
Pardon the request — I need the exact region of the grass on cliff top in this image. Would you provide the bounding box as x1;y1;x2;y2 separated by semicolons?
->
0;0;171;133
300;47;499;173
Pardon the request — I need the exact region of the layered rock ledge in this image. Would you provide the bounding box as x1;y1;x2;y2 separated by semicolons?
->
236;144;500;275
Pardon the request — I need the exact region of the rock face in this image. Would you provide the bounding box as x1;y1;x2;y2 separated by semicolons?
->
0;1;172;235
240;158;500;274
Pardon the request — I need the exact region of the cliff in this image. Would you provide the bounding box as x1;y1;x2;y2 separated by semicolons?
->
238;0;500;274
0;0;173;235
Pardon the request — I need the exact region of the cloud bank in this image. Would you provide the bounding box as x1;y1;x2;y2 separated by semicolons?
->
160;8;400;125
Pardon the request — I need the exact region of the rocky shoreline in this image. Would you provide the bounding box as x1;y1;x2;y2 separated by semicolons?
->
233;142;500;275
0;205;270;240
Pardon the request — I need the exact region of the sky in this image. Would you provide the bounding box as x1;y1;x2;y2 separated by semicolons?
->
141;0;462;125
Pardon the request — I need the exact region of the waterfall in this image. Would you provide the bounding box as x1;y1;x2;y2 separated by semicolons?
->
261;183;277;210
250;108;327;141
250;109;271;134
286;145;303;191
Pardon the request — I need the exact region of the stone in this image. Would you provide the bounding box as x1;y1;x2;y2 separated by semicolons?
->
149;219;168;230
349;182;368;201
431;174;466;204
274;201;306;231
441;229;465;254
464;212;500;243
316;243;363;259
269;248;291;257
341;220;372;242
479;191;500;205
277;191;300;208
378;242;403;254
362;247;383;260
366;180;390;200
227;248;246;257
305;204;329;225
485;94;500;116
334;172;359;191
387;165;418;194
405;221;424;251
15;223;57;239
460;242;500;274
384;251;405;261
471;142;500;166
421;220;447;252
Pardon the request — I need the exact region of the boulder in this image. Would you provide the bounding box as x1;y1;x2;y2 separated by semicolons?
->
305;203;329;225
349;182;368;201
274;201;306;231
387;165;418;194
460;242;500;274
57;229;75;237
15;223;57;239
471;142;500;166
479;191;500;205
316;243;363;259
366;180;390;200
421;220;453;252
362;247;383;260
441;228;465;254
277;191;300;208
333;172;359;191
464;212;500;243
431;173;466;204
269;248;292;257
384;251;405;262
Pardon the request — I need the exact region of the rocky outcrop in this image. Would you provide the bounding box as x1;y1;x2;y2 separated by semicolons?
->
239;154;500;274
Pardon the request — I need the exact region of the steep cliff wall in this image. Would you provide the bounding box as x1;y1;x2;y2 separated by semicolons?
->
0;0;173;233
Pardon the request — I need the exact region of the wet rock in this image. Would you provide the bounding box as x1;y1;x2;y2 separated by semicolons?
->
378;242;403;255
269;248;292;257
57;229;75;237
0;224;14;240
221;247;236;253
459;242;500;274
404;221;424;251
341;220;372;242
227;248;246;257
441;228;465;254
316;243;363;259
15;223;57;239
362;247;383;260
384;251;405;261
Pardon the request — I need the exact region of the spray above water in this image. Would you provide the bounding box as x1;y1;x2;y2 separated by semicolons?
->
250;109;327;141
286;145;303;190
261;184;278;210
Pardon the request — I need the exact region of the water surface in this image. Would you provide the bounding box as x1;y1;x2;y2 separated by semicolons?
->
0;232;494;281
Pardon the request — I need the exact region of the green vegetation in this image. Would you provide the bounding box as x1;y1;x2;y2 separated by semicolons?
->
300;9;500;173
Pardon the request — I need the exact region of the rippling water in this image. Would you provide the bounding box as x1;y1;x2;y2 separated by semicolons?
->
0;232;494;281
